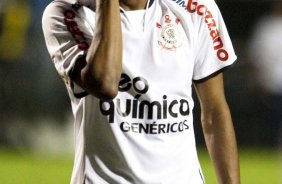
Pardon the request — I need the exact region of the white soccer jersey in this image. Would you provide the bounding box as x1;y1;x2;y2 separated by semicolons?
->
42;0;236;183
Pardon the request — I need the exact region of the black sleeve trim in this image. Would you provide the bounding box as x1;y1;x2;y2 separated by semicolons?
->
148;0;154;8
69;54;89;99
70;79;89;99
193;65;233;84
72;87;89;98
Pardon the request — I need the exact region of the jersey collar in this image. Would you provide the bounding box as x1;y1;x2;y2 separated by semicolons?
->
120;0;157;32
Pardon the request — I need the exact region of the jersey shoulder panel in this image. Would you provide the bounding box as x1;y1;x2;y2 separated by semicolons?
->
42;0;73;19
42;0;79;33
164;0;236;81
42;0;93;98
165;0;217;10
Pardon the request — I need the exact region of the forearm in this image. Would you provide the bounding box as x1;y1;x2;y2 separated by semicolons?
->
202;106;240;184
81;0;122;100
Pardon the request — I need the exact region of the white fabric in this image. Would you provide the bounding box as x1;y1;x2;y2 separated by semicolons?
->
42;0;236;183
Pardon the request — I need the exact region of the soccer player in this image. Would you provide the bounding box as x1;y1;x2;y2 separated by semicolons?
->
42;0;240;183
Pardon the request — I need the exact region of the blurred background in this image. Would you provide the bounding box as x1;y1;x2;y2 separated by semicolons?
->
0;0;281;183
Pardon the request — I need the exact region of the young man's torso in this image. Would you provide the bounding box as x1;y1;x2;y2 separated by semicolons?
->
42;0;236;183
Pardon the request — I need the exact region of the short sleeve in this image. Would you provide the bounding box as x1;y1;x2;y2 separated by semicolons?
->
192;0;236;83
42;1;94;97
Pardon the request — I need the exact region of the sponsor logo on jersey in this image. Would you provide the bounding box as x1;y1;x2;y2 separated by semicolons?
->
63;9;89;51
170;0;229;62
157;13;183;51
99;73;190;134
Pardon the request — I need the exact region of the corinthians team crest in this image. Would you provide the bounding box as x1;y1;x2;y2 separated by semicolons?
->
157;12;183;51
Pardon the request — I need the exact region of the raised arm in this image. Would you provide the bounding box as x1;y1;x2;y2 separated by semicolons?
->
71;0;122;100
194;73;240;184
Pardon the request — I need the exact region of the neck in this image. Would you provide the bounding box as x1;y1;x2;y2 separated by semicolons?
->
119;0;148;11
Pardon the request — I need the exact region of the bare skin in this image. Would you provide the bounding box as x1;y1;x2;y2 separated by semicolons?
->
194;74;240;184
71;0;148;100
70;0;122;100
71;0;240;183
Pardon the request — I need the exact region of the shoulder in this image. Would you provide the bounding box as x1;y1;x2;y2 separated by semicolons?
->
164;0;221;22
43;0;73;16
42;0;85;23
42;1;70;28
42;0;87;33
165;0;218;10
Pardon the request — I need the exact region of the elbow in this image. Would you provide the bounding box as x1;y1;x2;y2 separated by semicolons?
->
89;79;119;101
82;71;119;101
96;83;118;101
201;118;213;134
201;108;232;134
